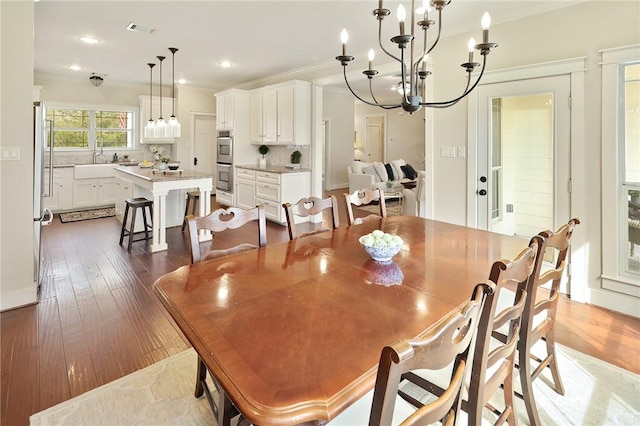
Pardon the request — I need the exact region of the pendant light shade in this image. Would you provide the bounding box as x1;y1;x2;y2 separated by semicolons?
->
167;47;181;137
144;62;156;138
154;55;166;138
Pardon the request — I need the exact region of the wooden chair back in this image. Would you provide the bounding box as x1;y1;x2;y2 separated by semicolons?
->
465;237;541;425
186;205;267;263
515;218;580;426
370;284;488;426
282;195;339;240
343;188;387;226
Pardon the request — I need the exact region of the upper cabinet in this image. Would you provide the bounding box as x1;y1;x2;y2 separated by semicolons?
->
250;80;310;145
138;95;176;144
215;89;249;130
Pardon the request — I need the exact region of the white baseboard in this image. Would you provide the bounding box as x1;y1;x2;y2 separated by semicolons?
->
0;284;38;311
586;287;640;318
325;182;348;191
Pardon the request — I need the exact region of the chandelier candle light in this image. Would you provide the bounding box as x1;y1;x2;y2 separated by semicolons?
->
336;0;498;113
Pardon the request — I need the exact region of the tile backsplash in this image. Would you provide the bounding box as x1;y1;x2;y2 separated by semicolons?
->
48;147;171;166
259;145;310;168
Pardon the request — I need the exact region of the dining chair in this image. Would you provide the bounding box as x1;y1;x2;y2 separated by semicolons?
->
329;283;488;426
493;218;580;426
401;238;541;426
185;205;267;426
343;188;387;226
282;195;339;240
185;205;267;263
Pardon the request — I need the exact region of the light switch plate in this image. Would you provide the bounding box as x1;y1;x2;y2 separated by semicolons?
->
1;147;20;161
440;146;456;158
457;146;466;158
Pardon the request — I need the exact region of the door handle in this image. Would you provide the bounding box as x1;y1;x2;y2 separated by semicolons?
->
478;189;487;196
194;157;198;166
479;176;487;183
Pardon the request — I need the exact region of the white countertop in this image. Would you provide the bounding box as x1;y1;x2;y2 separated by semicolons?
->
235;164;310;174
114;166;215;182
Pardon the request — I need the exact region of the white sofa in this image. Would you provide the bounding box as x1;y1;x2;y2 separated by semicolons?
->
347;159;420;194
402;171;426;217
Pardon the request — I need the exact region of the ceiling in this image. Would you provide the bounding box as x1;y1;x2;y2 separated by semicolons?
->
34;1;583;96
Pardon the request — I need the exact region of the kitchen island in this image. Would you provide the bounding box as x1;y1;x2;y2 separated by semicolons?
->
114;166;214;253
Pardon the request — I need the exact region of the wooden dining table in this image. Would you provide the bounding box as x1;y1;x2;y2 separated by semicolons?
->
153;216;527;425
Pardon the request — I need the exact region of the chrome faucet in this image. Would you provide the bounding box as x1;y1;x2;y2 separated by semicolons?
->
93;138;104;163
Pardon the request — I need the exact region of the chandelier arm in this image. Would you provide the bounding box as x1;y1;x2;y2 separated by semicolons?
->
343;67;400;109
426;9;444;56
378;18;402;63
421;57;487;107
400;48;410;103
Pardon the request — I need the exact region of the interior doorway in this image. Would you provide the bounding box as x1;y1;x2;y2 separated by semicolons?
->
192;114;215;184
365;115;384;162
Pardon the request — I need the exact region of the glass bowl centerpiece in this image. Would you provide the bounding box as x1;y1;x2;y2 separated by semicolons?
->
359;230;403;262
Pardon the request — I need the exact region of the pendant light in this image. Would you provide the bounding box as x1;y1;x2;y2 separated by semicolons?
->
168;47;181;137
155;55;166;137
144;62;156;138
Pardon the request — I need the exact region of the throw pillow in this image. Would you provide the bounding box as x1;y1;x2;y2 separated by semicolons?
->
384;163;396;181
391;159;406;181
373;162;389;182
401;164;418;180
352;161;372;174
362;165;382;183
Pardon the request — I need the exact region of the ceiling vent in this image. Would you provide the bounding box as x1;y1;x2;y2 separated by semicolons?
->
126;23;155;34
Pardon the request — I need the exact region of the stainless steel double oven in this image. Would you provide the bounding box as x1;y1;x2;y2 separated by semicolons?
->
216;130;233;192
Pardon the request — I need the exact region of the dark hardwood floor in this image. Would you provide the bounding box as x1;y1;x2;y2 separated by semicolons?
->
2;190;639;426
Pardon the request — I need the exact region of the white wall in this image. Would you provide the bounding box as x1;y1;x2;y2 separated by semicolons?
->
174;86;216;166
322;89;354;190
354;102;425;167
1;1;37;310
429;1;640;314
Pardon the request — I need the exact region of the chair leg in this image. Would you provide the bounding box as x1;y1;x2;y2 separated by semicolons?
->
503;361;517;426
182;197;190;232
127;206;137;253
545;329;565;395
142;206;150;242
195;356;206;398
519;342;542;426
119;204;130;245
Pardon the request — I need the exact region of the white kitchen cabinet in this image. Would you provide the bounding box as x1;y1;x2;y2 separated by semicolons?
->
138;95;176;144
216;190;234;207
114;175;133;219
73;177;115;209
236;168;256;210
216;89;251;130
42;167;73;212
250;81;310;146
234;167;310;224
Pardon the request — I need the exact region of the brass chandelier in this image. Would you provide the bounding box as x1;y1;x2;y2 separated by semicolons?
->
336;0;498;113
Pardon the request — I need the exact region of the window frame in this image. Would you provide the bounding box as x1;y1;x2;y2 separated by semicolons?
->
44;102;138;152
600;44;640;295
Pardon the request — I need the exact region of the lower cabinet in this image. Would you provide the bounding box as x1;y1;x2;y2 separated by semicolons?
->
216;190;234;207
234;168;310;224
43;167;73;212
72;178;115;209
114;176;133;218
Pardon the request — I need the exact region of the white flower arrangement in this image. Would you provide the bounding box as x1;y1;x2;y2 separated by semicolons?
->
149;145;166;162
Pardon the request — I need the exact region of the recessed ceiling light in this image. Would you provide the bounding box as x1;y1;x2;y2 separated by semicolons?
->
219;61;232;68
79;36;99;45
68;64;82;71
177;79;187;85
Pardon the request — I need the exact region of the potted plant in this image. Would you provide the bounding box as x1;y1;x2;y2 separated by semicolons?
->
258;145;269;167
158;156;171;170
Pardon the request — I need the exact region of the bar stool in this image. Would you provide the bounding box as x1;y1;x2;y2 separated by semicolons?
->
182;191;200;232
119;197;153;252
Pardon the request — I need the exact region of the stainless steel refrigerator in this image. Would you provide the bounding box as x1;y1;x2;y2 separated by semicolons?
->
33;101;53;292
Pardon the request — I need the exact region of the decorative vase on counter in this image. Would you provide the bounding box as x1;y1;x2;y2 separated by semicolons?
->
258;145;269;167
259;158;267;167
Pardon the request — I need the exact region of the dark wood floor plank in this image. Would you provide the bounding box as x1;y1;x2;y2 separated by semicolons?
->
5;346;39;426
38;368;70;412
65;352;98;398
0;314;18;426
91;349;124;387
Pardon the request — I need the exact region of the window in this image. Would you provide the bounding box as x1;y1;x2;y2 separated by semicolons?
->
44;104;135;150
601;45;640;293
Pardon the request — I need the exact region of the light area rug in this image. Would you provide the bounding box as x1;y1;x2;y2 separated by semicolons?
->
357;202;403;217
30;344;640;426
59;207;116;223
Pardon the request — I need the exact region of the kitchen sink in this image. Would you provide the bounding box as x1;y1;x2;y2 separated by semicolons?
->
74;163;117;179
